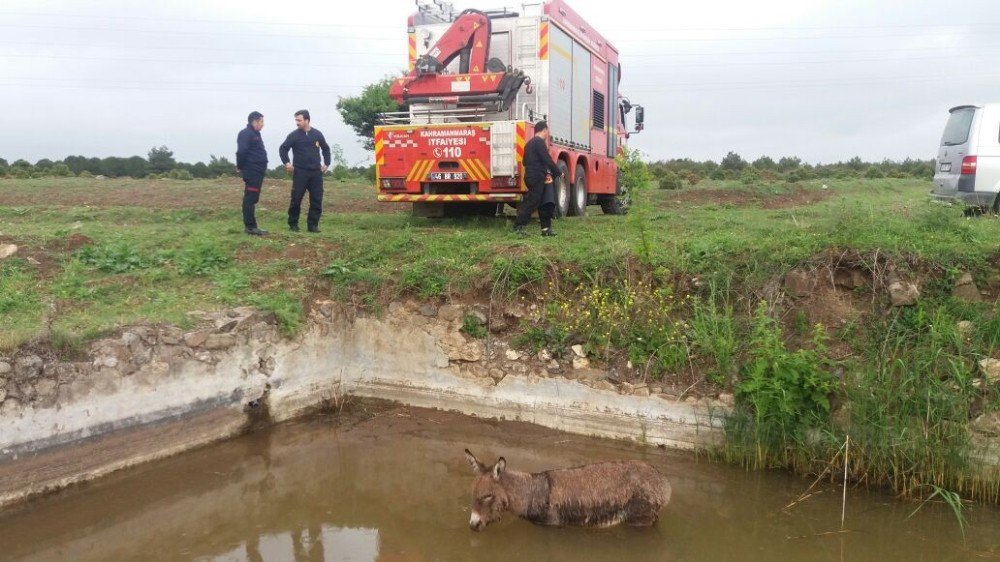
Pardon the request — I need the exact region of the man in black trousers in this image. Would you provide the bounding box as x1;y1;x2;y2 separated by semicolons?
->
514;121;562;237
236;111;269;236
279;109;331;233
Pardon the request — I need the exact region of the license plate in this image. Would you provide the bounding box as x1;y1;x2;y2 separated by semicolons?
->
940;163;952;172
429;172;467;181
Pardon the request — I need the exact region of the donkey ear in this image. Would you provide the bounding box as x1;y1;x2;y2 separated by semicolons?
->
465;449;486;474
492;457;506;479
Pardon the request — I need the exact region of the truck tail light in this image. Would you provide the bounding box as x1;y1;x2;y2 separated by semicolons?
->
380;178;406;190
490;176;519;189
961;156;978;175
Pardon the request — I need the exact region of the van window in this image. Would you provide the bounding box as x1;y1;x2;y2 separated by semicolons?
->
942;108;976;146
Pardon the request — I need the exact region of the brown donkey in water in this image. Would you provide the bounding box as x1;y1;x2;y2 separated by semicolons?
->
464;449;671;531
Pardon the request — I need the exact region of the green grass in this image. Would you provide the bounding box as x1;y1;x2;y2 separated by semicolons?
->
2;175;999;349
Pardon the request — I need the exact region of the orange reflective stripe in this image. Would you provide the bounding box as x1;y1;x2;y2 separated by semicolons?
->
470;158;490;179
539;22;549;60
408;33;417;71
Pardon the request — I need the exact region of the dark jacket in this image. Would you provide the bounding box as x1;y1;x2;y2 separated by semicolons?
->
523;135;562;184
279;128;331;172
236;126;268;171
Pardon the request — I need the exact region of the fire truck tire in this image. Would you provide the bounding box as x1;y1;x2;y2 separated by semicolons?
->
554;161;570;218
600;170;630;215
569;164;587;217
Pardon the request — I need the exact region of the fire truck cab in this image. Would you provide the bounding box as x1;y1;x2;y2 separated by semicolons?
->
375;0;644;217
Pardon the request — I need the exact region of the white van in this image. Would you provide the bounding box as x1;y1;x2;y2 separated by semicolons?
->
931;104;1000;209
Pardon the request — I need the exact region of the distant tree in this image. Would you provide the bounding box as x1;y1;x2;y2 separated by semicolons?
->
0;162;7;177
63;155;90;175
752;156;776;170
777;156;802;171
846;156;865;171
147;146;176;174
11;159;32;169
35;158;55;169
267;163;289;179
189;161;210;178
0;157;8;168
336;76;406;151
206;155;236;177
125;156;149;177
330;144;348;169
720;151;747;172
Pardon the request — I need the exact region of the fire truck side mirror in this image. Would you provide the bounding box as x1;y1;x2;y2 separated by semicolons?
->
634;105;645;133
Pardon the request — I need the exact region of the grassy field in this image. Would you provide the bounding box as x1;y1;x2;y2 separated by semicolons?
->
3;174;1000;502
2;174;998;350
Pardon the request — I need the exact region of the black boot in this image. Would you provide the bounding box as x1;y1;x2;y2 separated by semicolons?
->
307;225;321;233
541;227;557;237
512;225;529;237
245;227;269;236
289;224;300;232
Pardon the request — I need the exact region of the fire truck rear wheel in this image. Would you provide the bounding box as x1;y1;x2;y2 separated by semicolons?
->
569;164;587;217
554;161;570;218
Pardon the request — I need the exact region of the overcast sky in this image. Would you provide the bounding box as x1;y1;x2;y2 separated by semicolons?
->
1;0;998;166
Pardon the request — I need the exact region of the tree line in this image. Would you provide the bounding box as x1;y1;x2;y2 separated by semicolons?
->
0;146;376;182
651;152;935;189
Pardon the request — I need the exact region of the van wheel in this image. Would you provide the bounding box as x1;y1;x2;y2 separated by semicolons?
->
554;161;570;218
569;164;587;217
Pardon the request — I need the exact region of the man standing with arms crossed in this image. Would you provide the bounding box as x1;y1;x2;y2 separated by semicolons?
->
513;120;562;237
279;110;331;233
236;111;269;236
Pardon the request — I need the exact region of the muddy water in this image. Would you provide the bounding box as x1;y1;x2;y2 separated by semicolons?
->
1;404;998;562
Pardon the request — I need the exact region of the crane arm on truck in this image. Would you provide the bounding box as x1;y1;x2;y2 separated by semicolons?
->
390;8;528;112
414;9;492;75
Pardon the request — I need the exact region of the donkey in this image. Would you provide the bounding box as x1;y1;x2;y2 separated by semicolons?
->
464;449;671;531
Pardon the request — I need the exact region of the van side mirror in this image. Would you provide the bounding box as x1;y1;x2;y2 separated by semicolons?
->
634;105;645;133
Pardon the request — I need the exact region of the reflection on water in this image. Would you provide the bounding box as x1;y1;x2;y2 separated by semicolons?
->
209;526;379;562
1;404;999;562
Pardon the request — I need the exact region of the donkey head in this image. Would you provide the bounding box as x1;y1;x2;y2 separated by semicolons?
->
464;449;509;531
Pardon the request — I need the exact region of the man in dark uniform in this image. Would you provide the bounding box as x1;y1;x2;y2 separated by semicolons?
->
236;111;269;236
279;109;331;233
514;121;563;237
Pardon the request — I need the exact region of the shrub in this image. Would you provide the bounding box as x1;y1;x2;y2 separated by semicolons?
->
177;241;230;276
658;171;682;190
709;169;726;181
739;166;761;185
686;172;702;186
730;303;836;462
786;169;810;183
167;168;194;181
77;242;156;273
544;280;689;377
50;163;72;177
864;166;885;179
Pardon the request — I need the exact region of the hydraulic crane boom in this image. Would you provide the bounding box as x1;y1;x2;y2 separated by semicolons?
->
389;8;527;111
415;9;492;75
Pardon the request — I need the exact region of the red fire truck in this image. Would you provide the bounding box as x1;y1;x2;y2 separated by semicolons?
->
375;0;644;217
